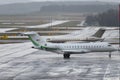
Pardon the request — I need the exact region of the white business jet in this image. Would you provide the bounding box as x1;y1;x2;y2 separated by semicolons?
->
22;32;118;59
46;27;105;43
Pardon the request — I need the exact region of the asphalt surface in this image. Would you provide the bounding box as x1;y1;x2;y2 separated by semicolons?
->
0;43;120;80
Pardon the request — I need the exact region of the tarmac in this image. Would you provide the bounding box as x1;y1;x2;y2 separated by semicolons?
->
0;42;120;80
0;20;119;80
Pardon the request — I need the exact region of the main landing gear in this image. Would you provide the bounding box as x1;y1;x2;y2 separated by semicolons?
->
109;52;111;58
63;54;70;59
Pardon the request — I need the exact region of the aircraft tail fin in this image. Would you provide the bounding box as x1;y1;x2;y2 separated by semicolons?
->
92;28;105;38
21;32;46;47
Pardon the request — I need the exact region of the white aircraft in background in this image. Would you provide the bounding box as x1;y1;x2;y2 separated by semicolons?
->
45;27;106;43
22;32;119;59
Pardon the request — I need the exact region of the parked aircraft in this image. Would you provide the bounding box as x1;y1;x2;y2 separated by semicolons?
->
22;32;119;59
45;27;105;43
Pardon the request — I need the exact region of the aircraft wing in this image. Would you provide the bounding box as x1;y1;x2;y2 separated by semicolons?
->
61;49;91;53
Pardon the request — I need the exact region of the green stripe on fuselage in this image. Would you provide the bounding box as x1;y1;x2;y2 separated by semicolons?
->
28;36;57;50
28;36;39;46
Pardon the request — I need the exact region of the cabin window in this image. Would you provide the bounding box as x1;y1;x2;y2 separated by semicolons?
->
87;46;89;48
82;46;84;48
64;46;66;48
76;46;78;48
83;46;85;48
86;46;88;48
87;46;88;48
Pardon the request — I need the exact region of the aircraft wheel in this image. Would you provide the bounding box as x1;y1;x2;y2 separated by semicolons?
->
63;54;70;59
109;52;111;58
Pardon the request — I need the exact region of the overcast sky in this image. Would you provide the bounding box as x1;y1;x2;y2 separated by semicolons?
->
0;0;119;5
